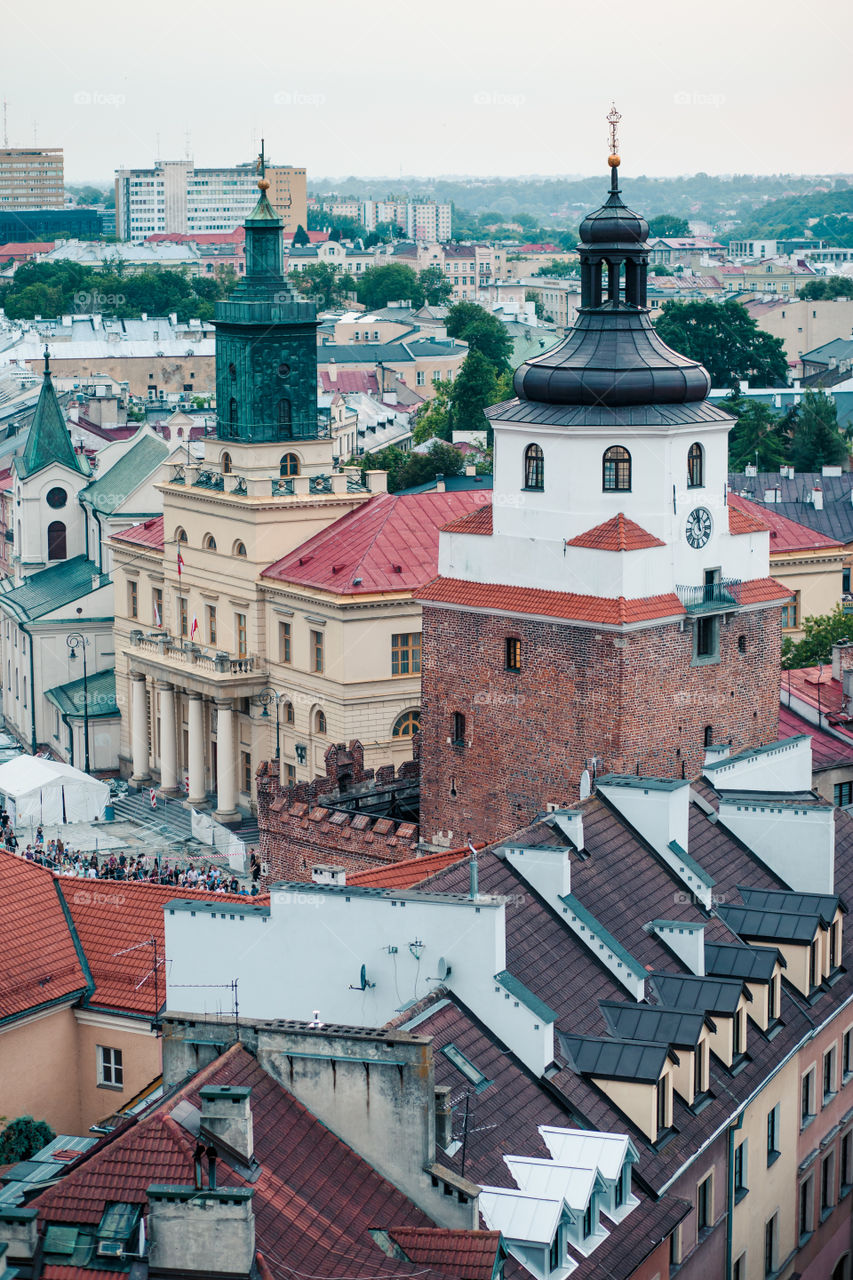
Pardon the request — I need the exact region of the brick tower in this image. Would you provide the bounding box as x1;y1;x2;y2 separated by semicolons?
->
417;119;789;848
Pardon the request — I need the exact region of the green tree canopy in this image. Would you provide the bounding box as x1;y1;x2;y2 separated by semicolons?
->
0;1117;55;1163
647;214;691;237
449;350;498;446
724;395;790;472
0;260;237;323
413;380;452;444
292;224;310;247
798;277;853;301
418;266;453;307
532;259;579;278
782;604;853;669
357;441;465;492
788;390;849;471
292;262;355;310
445;301;512;374
355;263;424;310
655;299;789;389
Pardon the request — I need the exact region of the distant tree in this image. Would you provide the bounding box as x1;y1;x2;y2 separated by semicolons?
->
724;396;789;472
418;266;453;307
789;390;849;470
798;277;853;301
306;210;367;240
292;262;355;310
0;1117;55;1163
292;224;310;247
445;302;512;374
450;350;498;446
356;263;424;310
413;380;452;444
329;227;342;243
655;299;788;389
358;440;465;492
525;290;545;321
647;214;691;238
532;259;578;278
782;604;853;669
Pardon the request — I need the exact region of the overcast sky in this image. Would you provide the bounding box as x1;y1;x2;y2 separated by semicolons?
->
5;0;850;185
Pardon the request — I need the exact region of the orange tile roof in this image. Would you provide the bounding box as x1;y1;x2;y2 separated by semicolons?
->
728;502;768;535
418;577;686;626
442;505;493;536
732;576;793;605
387;1228;502;1280
729;494;843;552
566;513;665;552
0;853;88;1022
347;845;477;888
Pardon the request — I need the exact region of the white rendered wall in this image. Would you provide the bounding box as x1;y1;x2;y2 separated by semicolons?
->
716;800;835;894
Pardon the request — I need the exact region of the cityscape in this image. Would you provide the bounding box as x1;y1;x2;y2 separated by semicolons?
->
0;4;852;1280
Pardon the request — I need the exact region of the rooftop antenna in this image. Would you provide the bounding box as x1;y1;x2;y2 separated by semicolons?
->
32;118;38;146
467;835;478;899
607;102;621;192
155;132;161;163
184;128;192;161
3;100;8;148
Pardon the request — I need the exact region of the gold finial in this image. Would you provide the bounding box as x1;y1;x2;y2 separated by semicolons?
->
257;137;270;190
607;102;621;168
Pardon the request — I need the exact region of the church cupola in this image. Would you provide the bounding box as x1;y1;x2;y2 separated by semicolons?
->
214;143;319;445
513;108;710;408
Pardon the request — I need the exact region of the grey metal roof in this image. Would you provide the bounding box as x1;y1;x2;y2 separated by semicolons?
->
599;1001;706;1048
717;789;829;811
737;886;842;920
705;942;781;981
703;737;810;772
558;1033;670;1084
648;972;746;1016
494;970;557;1024
716;904;820;944
487;396;733;429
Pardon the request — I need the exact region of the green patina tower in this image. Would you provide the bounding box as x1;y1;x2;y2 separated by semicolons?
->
215;147;318;444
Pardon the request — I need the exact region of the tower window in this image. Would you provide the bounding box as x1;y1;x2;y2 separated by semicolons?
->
228;362;237;379
704;725;713;748
603;445;631;492
505;637;521;671
221;452;232;474
47;521;67;560
524;443;544;490
280;453;300;477
687;442;704;488
452;712;466;748
278;398;292;436
229;397;237;427
738;635;747;654
694;617;719;663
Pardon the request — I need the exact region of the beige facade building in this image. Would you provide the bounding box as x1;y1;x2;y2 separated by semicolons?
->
521;277;582;329
0;147;64;210
744;297;853;364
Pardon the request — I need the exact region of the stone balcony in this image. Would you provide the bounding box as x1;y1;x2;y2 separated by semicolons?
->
125;630;269;697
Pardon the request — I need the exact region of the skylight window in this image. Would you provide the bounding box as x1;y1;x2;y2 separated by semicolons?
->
441;1042;492;1092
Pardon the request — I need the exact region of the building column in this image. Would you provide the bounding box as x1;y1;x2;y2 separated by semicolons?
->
130;674;150;783
214;698;239;823
187;693;206;807
158;681;179;794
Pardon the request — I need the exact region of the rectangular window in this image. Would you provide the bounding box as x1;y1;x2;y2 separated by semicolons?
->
802;1068;816;1126
505;637;521;672
781;590;800;629
733;1009;745;1057
206;604;217;645
733;1255;745;1280
241;750;252;793
800;1176;813;1239
734;1141;747;1198
548;1231;561;1272
764;1214;776;1277
416;370;425;386
844;1028;853;1079
694;1044;705;1096
279;621;292;664
810;938;821;989
824;1046;837;1102
285;763;296;785
98;1045;124;1088
127;579;138;619
179;596;188;638
697;1173;712;1232
656;1080;668;1135
842;1132;852;1189
392;632;421;676
582;1202;593;1239
821;1153;835;1215
771;972;781;1022
831;919;842;969
153;587;163;626
452;711;466;747
695;615;719;661
311;629;324;673
235;612;247;658
767;1104;780;1163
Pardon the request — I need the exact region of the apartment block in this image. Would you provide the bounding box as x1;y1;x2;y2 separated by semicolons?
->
0;147;64;209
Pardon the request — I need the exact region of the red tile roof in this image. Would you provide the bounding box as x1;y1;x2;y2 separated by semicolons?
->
783;666;848;724
347;846;476;888
731;576;793;606
263;491;487;595
111;516;164;551
778;703;853;768
728;502;769;535
566;513;665;552
442;504;493;536
33;1045;435;1280
729;494;843;552
0;853;88;1022
42;1269;118;1280
387;1228;502;1280
417;577;686;626
318;370;380;395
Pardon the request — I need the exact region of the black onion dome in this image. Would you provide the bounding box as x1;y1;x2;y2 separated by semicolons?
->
513;310;711;407
578;188;648;248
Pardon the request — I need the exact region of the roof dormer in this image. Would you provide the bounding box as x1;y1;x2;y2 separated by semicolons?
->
558;1033;677;1143
648;972;751;1071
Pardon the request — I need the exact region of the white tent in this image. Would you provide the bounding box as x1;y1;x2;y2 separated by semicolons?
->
0;757;109;826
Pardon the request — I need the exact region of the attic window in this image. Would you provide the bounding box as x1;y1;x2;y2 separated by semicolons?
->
442;1042;491;1092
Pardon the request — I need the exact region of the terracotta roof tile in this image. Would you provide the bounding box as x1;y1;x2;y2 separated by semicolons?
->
566;513;665;552
729;494;843;551
417;577;686;626
111;516;164;551
0;853;88;1021
347;846;476;888
731;576;793;606
728;502;768;535
387;1228;502;1280
778;704;853;768
442;505;493;536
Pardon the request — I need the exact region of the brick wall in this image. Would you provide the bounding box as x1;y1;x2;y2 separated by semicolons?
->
256;740;420;884
418;603;782;847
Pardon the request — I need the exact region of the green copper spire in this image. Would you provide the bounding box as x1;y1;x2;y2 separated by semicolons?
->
18;347;88;478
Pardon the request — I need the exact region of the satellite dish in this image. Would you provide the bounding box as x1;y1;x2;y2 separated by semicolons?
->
360;963;368;989
437;957;452;981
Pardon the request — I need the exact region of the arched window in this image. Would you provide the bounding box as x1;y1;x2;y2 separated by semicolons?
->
47;521;67;560
393;709;421;738
221;452;232;474
175;527;188;543
283;701;294;725
314;709;327;735
203;534;217;551
280;453;300;477
228;362;237;379
233;540;247;558
688;442;704;489
278;399;292;436
602;445;631;492
524;443;544;491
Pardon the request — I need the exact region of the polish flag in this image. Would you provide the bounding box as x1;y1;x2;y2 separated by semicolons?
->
177;550;184;578
190;616;199;640
153;600;162;628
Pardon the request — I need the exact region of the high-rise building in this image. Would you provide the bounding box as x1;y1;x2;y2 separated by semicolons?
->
0;147;64;210
114;158;306;240
322;198;453;242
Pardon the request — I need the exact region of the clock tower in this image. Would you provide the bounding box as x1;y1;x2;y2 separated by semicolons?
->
417;115;789;847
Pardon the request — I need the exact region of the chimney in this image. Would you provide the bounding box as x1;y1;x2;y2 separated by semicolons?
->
434;473;446;493
434;1086;453;1149
328;358;337;383
311;863;346;885
146;1185;255;1278
199;1085;254;1164
811;485;824;510
465;463;476;476
831;639;853;682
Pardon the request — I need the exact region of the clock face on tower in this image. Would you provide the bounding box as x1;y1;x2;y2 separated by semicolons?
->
686;507;712;549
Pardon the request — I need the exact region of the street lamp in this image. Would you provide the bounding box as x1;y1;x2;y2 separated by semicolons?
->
255;689;281;761
66;632;90;773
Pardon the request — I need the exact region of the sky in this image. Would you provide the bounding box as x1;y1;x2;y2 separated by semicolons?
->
4;0;850;185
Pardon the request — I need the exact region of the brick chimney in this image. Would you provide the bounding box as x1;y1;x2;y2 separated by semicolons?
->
146;1185;255;1277
832;639;853;682
199;1085;254;1164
